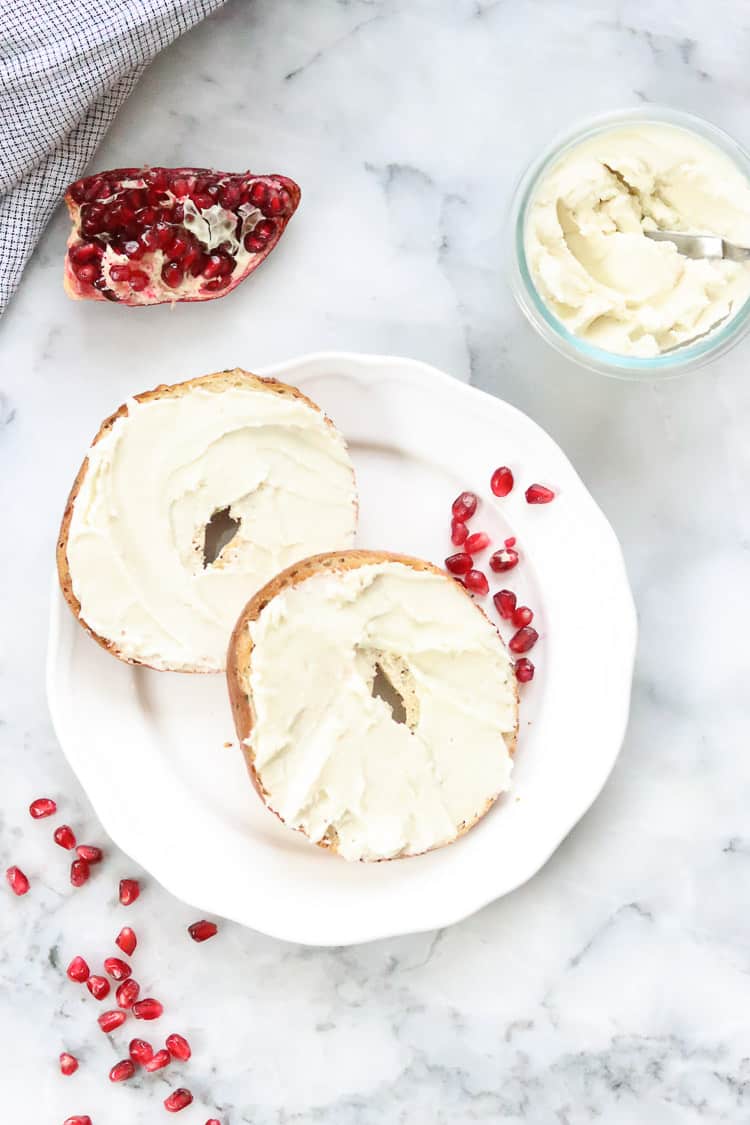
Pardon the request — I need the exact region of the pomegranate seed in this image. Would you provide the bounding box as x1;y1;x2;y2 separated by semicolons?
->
264;190;285;217
119;878;140;905
136;205;158;227
66;956;90;983
121;238;146;260
163;262;184;288
153;221;174;248
203;275;232;292
98;1009;127;1033
491;467;514;497
493;589;517;620
29;797;57;819
182;245;202;273
509;627;539;654
128;271;149;292
74;263;100;284
515;658;535;683
445;552;473;576
464;531;490;554
129;1037;154;1065
219;182;241;209
145;1048;171;1072
87;975;110;1001
166;1033;191;1061
104;957;132;981
116;926;137;956
127;188;146;210
489;548;519;573
505;536;517;548
146;167;169;191
6;866;29;896
244;232;267;253
188;919;218;943
167;233;190;261
64;1119;92;1125
254;217;276;242
69;179;87;203
76;845;102;864
116;979;140;1009
54;825;76;850
249;181;267;207
464;570;489;596
525;483;555;504
60;1052;79;1076
450;519;468;546
206;1120;221;1125
512;606;534;627
193;191;214;210
70;858;90;887
109;1059;136;1083
69;243;100;265
451;491;478;521
132;997;163;1021
164;1089;194;1113
109;263;132;283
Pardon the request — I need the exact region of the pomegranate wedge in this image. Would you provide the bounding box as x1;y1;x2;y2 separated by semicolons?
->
63;166;301;306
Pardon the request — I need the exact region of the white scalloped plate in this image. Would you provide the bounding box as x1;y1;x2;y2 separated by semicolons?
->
47;352;637;946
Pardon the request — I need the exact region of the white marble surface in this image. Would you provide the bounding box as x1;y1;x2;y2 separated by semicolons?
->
1;0;750;1121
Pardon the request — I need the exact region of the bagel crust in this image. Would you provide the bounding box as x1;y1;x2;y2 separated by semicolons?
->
227;550;520;861
57;369;357;672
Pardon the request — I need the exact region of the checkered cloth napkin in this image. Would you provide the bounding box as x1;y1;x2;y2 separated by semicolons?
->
0;0;225;316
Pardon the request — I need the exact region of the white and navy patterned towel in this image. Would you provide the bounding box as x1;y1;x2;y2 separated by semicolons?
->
0;0;225;316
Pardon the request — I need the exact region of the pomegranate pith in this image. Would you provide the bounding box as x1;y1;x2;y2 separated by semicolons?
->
6;866;30;896
464;531;490;554
110;1058;136;1082
493;589;517;620
188;919;218;943
70;858;90;887
104;957;132;981
132;997;163;1020
450;519;468;546
119;878;140;905
525;483;555;504
54;824;76;850
60;1052;79;1075
166;1033;191;1061
129;1037;154;1065
86;975;110;1001
165;1088;194;1112
145;1048;171;1072
66;956;90;983
451;491;478;522
64;166;301;306
490;466;514;497
509;627;539;654
29;797;57;819
445;552;473;576
116;978;140;1009
464;570;489;596
489;548;519;573
99;1009;127;1033
116;926;137;956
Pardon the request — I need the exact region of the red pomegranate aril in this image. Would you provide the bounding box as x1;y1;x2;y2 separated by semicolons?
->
60;1052;79;1076
182;245;202;273
70;858;90;887
515;658;535;683
110;1059;136;1083
203;276;232;292
163;262;184;288
69;242;99;265
171;176;191;197
99;1009;127;1033
109;264;132;283
87;975;110;1001
54;824;76;850
188;919;218;943
116;926;137;956
464;531;490;554
206;1120;221;1125
132;997;163;1020
116;978;140;1009
129;1037;154;1065
75;263;100;284
135;206;158;228
146;167;169;191
76;844;102;864
165;1033;191;1061
464;569;489;596
493;589;517;620
490;466;514;497
122;238;146;260
6;866;30;896
129;271;149;292
104;957;132;981
152;221;173;249
145;1048;171;1072
489;548;519;573
243;233;266;253
248;181;267;207
66;955;90;983
450;519;468;546
69;179;87;203
264;190;285;217
165;1089;194;1113
445;552;473;576
509;626;539;654
505;536;517;548
202;254;224;280
525;483;555;504
119;878;140;905
167;233;190;261
219;182;241;209
64;1117;92;1125
512;606;534;628
29;796;57;819
192;191;214;210
127;188;146;210
451;491;478;522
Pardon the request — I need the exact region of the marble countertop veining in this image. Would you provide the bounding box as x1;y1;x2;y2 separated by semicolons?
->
2;0;750;1121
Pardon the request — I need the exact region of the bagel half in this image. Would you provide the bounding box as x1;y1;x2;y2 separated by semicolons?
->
57;369;357;672
227;551;519;861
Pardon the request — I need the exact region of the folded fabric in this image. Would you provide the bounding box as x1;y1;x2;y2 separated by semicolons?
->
0;0;226;316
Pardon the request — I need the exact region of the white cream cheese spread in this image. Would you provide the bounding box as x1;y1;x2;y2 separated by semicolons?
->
245;561;518;861
525;123;750;356
66;379;357;671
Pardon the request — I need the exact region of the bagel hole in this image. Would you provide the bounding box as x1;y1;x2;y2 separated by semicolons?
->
371;663;407;726
203;507;240;567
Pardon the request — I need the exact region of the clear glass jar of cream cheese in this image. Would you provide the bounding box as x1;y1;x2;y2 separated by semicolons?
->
509;107;750;379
